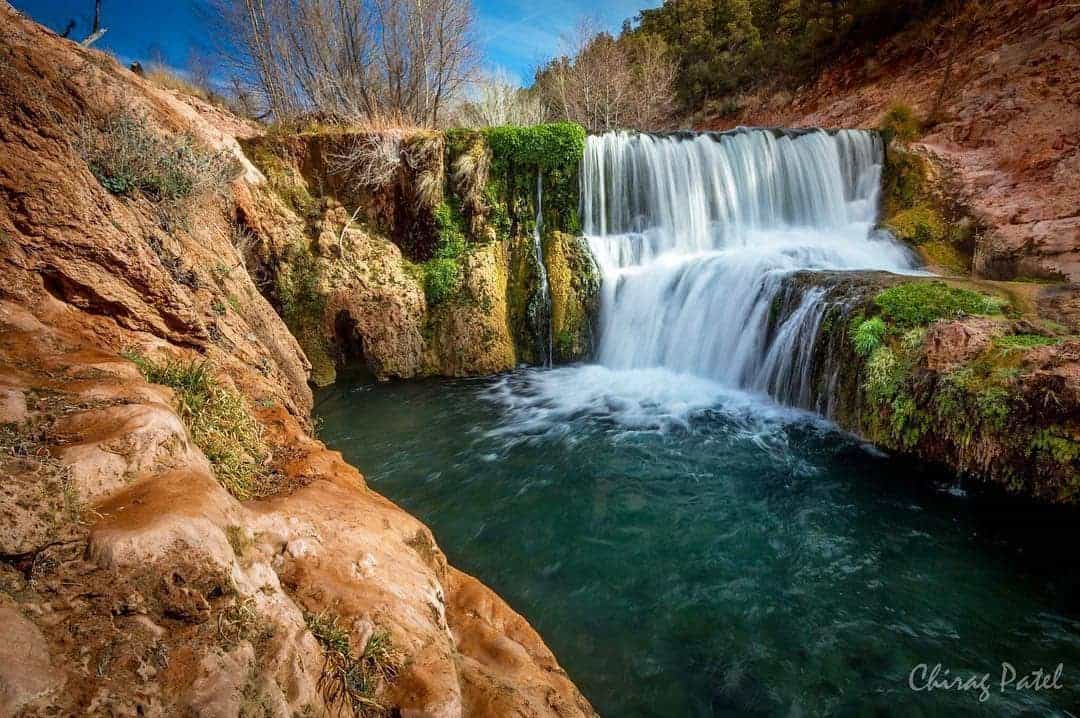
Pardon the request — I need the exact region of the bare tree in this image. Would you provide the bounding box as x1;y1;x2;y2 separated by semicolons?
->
456;69;545;127
535;19;676;132
210;0;478;126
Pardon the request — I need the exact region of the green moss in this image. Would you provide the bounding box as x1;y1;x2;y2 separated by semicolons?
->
879;103;922;144
885;206;944;245
275;243;335;386
122;353;270;499
880;145;930;218
478;123;586;235
481;122;586;175
920;240;970;275
874;281;1002;328
248;143;320;218
420;257;461;306
432;201;467;259
852;317;886;357
1030;428;1080;466
994;334;1061;351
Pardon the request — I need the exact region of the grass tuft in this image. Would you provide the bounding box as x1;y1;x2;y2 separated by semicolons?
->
123;351;269;499
304;611;402;716
852;317;886;357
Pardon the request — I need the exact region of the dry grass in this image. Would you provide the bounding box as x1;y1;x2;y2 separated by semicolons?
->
77;107;239;202
144;64;214;103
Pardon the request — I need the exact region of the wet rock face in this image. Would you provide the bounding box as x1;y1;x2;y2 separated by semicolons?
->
0;6;594;715
241;129;600;381
546;232;601;363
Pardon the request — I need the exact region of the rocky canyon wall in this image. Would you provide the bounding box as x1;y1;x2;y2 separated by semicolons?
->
0;5;595;715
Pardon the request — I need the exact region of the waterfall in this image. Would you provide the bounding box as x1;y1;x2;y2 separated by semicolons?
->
533;171;553;366
581;128;914;410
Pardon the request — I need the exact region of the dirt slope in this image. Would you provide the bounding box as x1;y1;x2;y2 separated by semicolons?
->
0;4;593;716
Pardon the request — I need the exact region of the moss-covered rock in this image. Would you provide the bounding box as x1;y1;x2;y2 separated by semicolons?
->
879;136;978;276
785;272;1079;502
884;206;944;244
239;123;597;384
545;232;600;362
425;241;517;376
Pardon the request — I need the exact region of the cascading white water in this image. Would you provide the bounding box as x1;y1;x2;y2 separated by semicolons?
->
581;128;915;408
533;171;553;365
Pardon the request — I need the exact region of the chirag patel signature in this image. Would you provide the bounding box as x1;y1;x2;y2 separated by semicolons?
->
908;662;1068;706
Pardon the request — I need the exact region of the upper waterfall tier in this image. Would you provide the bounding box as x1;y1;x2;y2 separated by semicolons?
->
581;128;916;402
582;128;887;264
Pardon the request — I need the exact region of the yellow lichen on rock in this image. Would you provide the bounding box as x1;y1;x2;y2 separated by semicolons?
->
426;241;517;376
545;232;600;362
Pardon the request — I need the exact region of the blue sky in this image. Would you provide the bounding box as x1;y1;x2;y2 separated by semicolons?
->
13;0;660;85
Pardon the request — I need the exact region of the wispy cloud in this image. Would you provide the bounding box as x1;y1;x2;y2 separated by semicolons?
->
474;0;662;84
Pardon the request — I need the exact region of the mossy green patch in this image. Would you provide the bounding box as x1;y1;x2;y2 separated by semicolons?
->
874;281;1002;328
885;206;944;244
248;143;320;218
477;123;586;236
920;240;970;275
994;334;1061;351
275;243;335;386
879;103;922;144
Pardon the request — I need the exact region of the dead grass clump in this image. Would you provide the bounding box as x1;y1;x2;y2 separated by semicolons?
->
77;108;239;201
304;611;402;716
328;132;403;190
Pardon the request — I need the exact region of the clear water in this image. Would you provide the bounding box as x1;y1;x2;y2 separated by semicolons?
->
316;366;1080;717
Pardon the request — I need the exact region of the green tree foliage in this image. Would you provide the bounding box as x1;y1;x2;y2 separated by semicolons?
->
541;0;949;119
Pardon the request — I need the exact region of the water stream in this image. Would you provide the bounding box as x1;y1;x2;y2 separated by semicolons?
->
582;128;913;402
533;170;553;365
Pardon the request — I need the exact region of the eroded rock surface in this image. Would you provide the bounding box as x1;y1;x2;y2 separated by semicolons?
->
0;5;594;715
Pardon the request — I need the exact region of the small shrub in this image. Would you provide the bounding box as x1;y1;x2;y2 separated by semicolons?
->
421;257;460;306
123;352;269;499
863;345;901;403
874;281;1002;327
885;206;944;244
78;110;238;201
304;611;401;716
852;317;886;357
880;103;922;143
